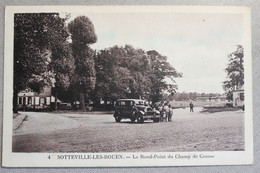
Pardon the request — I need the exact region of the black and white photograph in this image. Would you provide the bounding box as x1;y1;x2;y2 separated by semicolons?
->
2;6;253;167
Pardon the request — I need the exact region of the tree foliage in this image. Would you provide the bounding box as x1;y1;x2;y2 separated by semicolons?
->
223;45;244;91
90;47;131;103
147;50;182;103
68;16;97;110
91;45;182;104
13;13;71;112
122;45;151;99
14;13;182;112
50;42;75;106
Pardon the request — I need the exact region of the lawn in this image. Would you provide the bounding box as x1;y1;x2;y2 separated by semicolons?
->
200;107;242;113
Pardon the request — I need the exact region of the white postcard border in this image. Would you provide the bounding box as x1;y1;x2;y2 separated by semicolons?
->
2;5;253;167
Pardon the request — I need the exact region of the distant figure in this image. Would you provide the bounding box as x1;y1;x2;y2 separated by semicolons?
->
168;105;173;122
163;103;169;122
189;102;194;112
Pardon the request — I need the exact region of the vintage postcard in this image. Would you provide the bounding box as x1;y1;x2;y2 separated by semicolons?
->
2;6;253;167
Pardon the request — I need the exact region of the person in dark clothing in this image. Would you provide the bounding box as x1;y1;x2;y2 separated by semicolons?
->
189;102;194;112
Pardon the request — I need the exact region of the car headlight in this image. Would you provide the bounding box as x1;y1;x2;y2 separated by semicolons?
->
139;110;145;115
155;110;160;114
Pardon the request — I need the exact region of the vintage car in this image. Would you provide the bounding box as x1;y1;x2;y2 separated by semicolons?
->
113;99;161;123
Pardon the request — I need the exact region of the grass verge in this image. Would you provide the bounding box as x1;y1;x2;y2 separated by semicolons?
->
201;107;242;113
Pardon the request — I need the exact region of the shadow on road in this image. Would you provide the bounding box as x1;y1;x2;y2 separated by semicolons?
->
104;121;160;125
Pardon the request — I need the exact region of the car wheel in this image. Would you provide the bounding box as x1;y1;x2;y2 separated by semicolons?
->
115;116;121;122
137;113;144;123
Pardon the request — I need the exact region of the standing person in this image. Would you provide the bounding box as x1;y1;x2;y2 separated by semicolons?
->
163;103;169;122
168;104;173;122
158;104;163;122
189;102;194;112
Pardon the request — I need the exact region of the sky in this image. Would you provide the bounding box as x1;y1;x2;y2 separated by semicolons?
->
67;12;244;94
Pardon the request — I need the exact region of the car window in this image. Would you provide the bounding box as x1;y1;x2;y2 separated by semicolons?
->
147;107;152;111
136;101;144;105
125;101;131;106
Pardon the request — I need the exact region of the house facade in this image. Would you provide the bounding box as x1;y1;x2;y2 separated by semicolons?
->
232;87;244;107
17;87;58;110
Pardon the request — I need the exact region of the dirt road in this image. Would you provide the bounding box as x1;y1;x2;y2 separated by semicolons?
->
13;107;244;152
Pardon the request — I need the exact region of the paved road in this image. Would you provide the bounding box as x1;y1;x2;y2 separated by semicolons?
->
13;107;244;152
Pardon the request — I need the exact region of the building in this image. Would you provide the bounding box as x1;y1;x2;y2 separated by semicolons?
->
232;86;244;107
17;87;60;111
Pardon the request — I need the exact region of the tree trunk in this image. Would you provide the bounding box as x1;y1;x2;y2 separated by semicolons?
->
33;96;36;110
93;98;100;111
79;91;86;111
54;92;58;111
13;89;18;113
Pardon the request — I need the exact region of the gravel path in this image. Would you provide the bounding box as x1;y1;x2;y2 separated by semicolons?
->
13;107;244;152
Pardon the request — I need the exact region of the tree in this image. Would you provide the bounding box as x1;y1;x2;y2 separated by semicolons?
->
121;45;151;99
13;13;69;113
223;45;244;91
189;92;197;100
68;16;97;111
50;42;75;110
226;91;233;102
92;45;152;104
147;50;182;103
90;45;141;105
92;46;182;106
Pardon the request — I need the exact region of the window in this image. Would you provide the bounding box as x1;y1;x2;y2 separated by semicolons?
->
40;98;45;105
18;97;22;105
46;97;50;105
147;107;152;111
23;97;26;105
137;101;144;105
125;101;131;106
240;93;244;101
28;97;32;104
35;97;40;105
